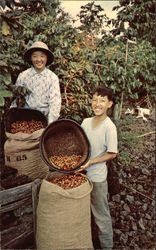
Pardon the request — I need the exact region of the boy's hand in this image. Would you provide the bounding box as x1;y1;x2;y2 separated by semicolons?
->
76;165;85;173
76;161;90;173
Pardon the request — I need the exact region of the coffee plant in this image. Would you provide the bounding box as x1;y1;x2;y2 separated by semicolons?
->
0;0;155;122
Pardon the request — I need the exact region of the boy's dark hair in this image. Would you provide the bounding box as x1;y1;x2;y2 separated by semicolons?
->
93;86;114;101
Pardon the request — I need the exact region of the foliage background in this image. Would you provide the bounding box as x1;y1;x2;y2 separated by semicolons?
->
0;0;155;122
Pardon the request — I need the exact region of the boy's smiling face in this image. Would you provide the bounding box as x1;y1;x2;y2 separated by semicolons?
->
92;93;113;117
31;50;47;73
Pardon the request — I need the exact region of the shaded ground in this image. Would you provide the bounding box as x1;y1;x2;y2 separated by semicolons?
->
109;112;155;250
1;111;155;249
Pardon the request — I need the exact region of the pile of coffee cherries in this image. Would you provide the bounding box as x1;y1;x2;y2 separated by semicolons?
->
11;120;44;134
49;154;82;170
49;174;87;189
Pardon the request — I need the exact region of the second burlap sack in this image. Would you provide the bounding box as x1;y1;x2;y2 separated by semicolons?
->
36;172;93;250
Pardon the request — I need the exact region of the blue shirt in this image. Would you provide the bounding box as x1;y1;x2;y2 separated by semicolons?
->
81;116;118;182
11;67;61;123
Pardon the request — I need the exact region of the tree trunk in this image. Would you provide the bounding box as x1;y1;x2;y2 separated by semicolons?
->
0;108;5;175
113;103;120;121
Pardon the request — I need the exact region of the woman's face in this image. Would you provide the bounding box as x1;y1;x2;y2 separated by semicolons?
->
31;51;47;72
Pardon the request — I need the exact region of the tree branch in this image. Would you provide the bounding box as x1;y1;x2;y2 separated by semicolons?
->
137;131;155;138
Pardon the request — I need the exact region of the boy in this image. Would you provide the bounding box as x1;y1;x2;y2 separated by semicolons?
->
78;86;118;249
11;41;61;124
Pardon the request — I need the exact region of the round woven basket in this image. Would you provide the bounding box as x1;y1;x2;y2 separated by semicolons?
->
4;107;47;132
40;119;90;173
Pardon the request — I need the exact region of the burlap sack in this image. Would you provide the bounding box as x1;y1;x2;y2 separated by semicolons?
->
4;129;49;180
36;172;93;250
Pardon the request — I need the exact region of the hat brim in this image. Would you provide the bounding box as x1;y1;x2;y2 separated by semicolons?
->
24;47;53;65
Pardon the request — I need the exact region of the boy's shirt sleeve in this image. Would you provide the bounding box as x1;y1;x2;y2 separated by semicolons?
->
106;126;118;154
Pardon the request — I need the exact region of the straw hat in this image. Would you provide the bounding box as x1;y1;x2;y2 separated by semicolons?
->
24;41;53;65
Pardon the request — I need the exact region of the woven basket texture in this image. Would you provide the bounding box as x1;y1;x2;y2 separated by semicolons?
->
40;119;90;170
4;108;47;132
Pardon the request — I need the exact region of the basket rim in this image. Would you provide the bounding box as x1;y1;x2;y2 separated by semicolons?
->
4;107;48;132
5;107;47;118
39;118;90;174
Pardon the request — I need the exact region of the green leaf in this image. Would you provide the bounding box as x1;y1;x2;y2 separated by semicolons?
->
0;90;13;98
1;21;11;36
0;60;7;66
0;0;6;9
0;96;4;107
2;73;11;85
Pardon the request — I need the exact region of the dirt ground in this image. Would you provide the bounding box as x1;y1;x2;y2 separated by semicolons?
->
1;109;155;250
109;110;155;250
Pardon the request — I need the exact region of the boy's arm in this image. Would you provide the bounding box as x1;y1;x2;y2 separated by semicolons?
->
78;152;117;172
